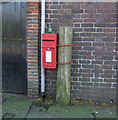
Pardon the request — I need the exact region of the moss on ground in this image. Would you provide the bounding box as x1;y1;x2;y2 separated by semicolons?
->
2;95;117;119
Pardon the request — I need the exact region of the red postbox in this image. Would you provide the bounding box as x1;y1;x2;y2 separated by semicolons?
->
42;33;57;69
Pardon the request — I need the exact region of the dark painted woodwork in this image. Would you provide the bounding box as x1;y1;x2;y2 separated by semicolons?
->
2;2;27;94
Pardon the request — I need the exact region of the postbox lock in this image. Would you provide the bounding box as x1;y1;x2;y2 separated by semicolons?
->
47;48;50;50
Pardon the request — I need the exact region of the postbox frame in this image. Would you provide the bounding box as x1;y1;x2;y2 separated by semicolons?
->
42;33;57;69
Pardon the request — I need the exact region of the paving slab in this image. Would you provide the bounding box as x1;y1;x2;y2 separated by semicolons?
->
2;95;33;118
26;103;116;119
1;95;117;119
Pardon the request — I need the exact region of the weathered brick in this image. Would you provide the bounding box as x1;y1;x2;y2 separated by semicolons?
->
82;46;94;51
92;69;103;74
94;51;116;56
59;9;71;13
113;84;117;88
81;55;95;60
81;82;93;87
96;18;104;23
79;78;90;82
62;5;74;9
50;14;60;18
83;38;95;41
82;14;93;18
82;65;93;69
74;24;80;27
105;42;116;46
92;61;103;64
73;33;79;37
91;78;103;82
95;24;106;27
50;5;61;9
82;73;93;78
106;24;116;27
107;14;116;18
100;83;112;88
61;14;73;18
72;9;83;13
93;42;104;46
80;51;91;55
104;19;116;23
94;83;100;87
73;19;83;22
73;28;83;32
71;64;81;68
103;28;115;32
71;68;79;73
72;46;82;50
101;74;112;78
72;77;79;81
95;38;103;42
84;19;96;23
80;42;92;46
104;79;116;82
84;28;96;32
71;73;81;77
85;9;96;13
53;2;58;4
80;33;92;37
71;82;80;86
46;19;51;22
94;73;100;77
79;60;91;64
96;29;102;32
52;10;58;13
101;65;113;69
81;23;93;27
93;33;105;37
104;61;117;65
102;38;115;42
73;13;80;18
106;33;116;38
79;86;90;91
104;70;115;74
102;56;114;60
79;69;91;73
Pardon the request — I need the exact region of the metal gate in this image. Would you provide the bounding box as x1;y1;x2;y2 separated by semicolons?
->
2;1;27;94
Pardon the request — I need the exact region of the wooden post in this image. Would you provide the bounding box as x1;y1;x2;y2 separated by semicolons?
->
56;26;73;105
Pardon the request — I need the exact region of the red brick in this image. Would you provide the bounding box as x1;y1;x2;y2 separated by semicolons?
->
106;33;116;37
93;42;105;46
84;28;96;32
84;19;96;22
103;28;115;32
82;73;93;77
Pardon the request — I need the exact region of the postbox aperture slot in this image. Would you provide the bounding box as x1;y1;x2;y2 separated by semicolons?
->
42;40;54;41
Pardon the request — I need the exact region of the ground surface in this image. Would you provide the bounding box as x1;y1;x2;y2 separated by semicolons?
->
0;94;117;119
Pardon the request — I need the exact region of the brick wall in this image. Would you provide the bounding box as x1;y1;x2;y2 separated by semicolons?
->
27;1;40;96
45;2;117;103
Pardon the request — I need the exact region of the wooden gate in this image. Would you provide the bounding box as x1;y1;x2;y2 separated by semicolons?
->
2;1;27;94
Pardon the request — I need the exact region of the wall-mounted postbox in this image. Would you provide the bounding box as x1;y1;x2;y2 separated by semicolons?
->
42;33;57;69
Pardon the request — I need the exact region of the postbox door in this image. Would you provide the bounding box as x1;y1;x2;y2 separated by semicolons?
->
42;47;56;69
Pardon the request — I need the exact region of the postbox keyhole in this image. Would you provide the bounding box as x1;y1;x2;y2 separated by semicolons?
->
47;48;50;50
